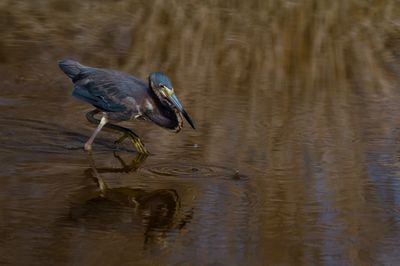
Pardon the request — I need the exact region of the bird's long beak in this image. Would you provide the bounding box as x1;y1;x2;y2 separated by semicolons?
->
168;93;196;130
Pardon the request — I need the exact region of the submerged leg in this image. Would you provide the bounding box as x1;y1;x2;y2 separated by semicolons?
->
114;128;140;144
112;152;148;172
85;109;148;154
84;114;108;151
112;128;148;154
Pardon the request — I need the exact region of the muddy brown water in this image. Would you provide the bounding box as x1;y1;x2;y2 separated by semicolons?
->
1;1;400;265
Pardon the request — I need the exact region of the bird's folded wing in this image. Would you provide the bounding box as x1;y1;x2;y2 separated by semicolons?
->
72;79;128;112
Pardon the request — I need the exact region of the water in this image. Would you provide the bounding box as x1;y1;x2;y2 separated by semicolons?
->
1;1;400;265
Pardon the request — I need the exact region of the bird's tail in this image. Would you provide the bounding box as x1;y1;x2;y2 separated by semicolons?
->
58;59;84;79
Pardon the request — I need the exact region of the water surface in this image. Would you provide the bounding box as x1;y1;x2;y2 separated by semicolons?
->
1;1;400;265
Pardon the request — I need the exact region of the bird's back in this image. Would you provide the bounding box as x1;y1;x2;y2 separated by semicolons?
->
58;59;150;113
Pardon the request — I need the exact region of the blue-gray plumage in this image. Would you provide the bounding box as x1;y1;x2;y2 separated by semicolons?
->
58;59;195;153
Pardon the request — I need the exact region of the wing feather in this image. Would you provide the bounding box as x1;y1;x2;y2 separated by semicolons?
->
70;67;147;113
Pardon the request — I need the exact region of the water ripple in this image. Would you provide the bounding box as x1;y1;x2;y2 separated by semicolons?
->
143;162;243;180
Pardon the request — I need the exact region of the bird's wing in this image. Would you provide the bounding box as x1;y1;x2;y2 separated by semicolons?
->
71;69;146;113
72;84;127;112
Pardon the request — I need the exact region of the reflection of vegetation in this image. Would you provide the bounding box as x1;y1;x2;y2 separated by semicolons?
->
0;0;398;93
1;1;398;171
69;152;193;246
1;1;399;162
0;2;398;263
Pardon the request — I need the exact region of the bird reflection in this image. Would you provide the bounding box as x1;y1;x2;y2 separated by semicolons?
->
69;152;193;247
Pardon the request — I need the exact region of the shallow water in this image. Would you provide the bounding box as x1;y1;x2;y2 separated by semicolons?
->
1;1;400;265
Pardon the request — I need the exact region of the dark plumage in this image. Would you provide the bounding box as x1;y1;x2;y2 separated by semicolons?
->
58;59;195;153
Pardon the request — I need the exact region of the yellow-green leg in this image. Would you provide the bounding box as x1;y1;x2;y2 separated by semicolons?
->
86;109;149;154
115;132;148;154
112;151;148;172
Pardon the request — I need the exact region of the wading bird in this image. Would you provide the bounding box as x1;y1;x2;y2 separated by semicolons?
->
58;59;195;154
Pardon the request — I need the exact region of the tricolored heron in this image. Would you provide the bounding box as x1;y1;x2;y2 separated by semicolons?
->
58;59;195;154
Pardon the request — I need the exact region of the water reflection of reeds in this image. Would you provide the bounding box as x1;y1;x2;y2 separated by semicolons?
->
1;1;399;160
1;1;400;265
1;1;398;92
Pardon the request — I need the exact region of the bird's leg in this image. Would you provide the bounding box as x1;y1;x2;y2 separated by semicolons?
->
85;109;148;154
114;132;133;145
84;114;108;151
129;135;148;154
115;135;126;144
112;151;148;172
114;129;148;155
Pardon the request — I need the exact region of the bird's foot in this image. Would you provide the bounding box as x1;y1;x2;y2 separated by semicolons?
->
114;133;148;154
129;135;148;154
84;142;93;151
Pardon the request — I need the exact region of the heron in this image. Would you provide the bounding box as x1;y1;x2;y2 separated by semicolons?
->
58;59;195;154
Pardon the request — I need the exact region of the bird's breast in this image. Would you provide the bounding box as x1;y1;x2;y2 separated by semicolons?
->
126;98;156;121
143;99;155;112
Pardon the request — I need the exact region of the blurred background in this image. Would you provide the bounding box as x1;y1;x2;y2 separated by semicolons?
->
0;0;400;265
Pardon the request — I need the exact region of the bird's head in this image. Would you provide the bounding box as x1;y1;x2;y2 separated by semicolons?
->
149;72;195;130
